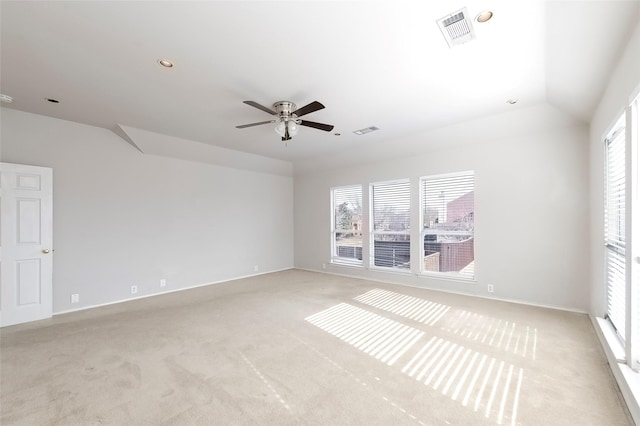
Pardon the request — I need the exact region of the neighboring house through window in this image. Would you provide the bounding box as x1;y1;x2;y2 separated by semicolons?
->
421;171;475;279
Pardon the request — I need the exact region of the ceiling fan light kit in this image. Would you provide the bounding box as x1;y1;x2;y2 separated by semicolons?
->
274;119;299;138
236;100;334;142
273;101;299;139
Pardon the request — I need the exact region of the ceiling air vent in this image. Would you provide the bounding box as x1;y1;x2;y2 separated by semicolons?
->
353;126;379;135
436;7;476;48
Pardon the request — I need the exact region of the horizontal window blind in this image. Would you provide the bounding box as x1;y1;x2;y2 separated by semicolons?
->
332;185;363;263
371;180;411;269
422;173;474;227
605;121;626;339
421;171;474;278
633;96;640;369
372;180;411;233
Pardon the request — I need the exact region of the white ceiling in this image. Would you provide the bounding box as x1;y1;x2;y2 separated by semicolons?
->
1;1;639;169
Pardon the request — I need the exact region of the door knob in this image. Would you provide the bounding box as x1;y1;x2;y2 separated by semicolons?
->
42;249;50;254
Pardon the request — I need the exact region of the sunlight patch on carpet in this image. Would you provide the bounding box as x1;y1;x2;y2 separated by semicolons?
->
305;303;424;366
354;288;450;326
440;310;538;360
402;338;524;425
293;335;428;426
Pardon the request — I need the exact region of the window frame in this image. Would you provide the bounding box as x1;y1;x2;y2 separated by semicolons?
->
419;170;475;281
369;179;412;271
603;92;640;373
330;184;363;266
604;115;627;342
628;93;640;371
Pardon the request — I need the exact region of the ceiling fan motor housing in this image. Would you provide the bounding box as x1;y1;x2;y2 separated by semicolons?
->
274;101;297;121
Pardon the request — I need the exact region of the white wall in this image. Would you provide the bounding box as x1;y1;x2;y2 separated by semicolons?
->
1;109;294;313
295;105;590;312
590;14;640;317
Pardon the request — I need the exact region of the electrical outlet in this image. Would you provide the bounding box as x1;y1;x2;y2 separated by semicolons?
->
71;294;79;303
322;263;326;270
254;265;259;272
131;285;138;294
160;279;166;288
488;284;494;293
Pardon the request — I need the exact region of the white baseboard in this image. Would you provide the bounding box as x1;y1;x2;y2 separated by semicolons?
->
296;266;588;314
54;267;294;316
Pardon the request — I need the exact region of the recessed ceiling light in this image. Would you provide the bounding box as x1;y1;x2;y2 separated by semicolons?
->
476;11;493;23
0;94;13;103
46;98;60;104
507;99;518;105
334;133;341;136
158;59;174;68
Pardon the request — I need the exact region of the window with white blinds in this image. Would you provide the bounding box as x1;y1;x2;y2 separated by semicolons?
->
331;185;363;264
371;180;411;269
605;115;627;340
421;171;475;279
632;95;640;369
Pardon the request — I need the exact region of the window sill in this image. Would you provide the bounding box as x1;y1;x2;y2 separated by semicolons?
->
330;259;363;268
594;317;640;423
368;266;414;275
419;272;476;283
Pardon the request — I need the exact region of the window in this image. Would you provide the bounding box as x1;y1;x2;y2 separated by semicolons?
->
633;94;640;368
603;93;640;372
421;171;475;279
604;114;627;340
371;180;411;269
331;185;363;265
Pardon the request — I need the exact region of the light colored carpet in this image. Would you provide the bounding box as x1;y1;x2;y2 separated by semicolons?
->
0;269;632;425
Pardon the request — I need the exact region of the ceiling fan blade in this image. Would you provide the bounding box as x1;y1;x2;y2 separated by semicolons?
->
292;101;325;117
243;100;277;115
299;120;334;132
235;120;275;129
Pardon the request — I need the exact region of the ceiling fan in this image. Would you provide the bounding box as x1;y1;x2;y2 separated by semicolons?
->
236;100;334;141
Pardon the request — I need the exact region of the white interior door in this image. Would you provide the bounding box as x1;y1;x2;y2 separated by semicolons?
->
1;162;53;327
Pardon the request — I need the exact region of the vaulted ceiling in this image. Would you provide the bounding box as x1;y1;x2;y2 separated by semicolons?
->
1;1;639;171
